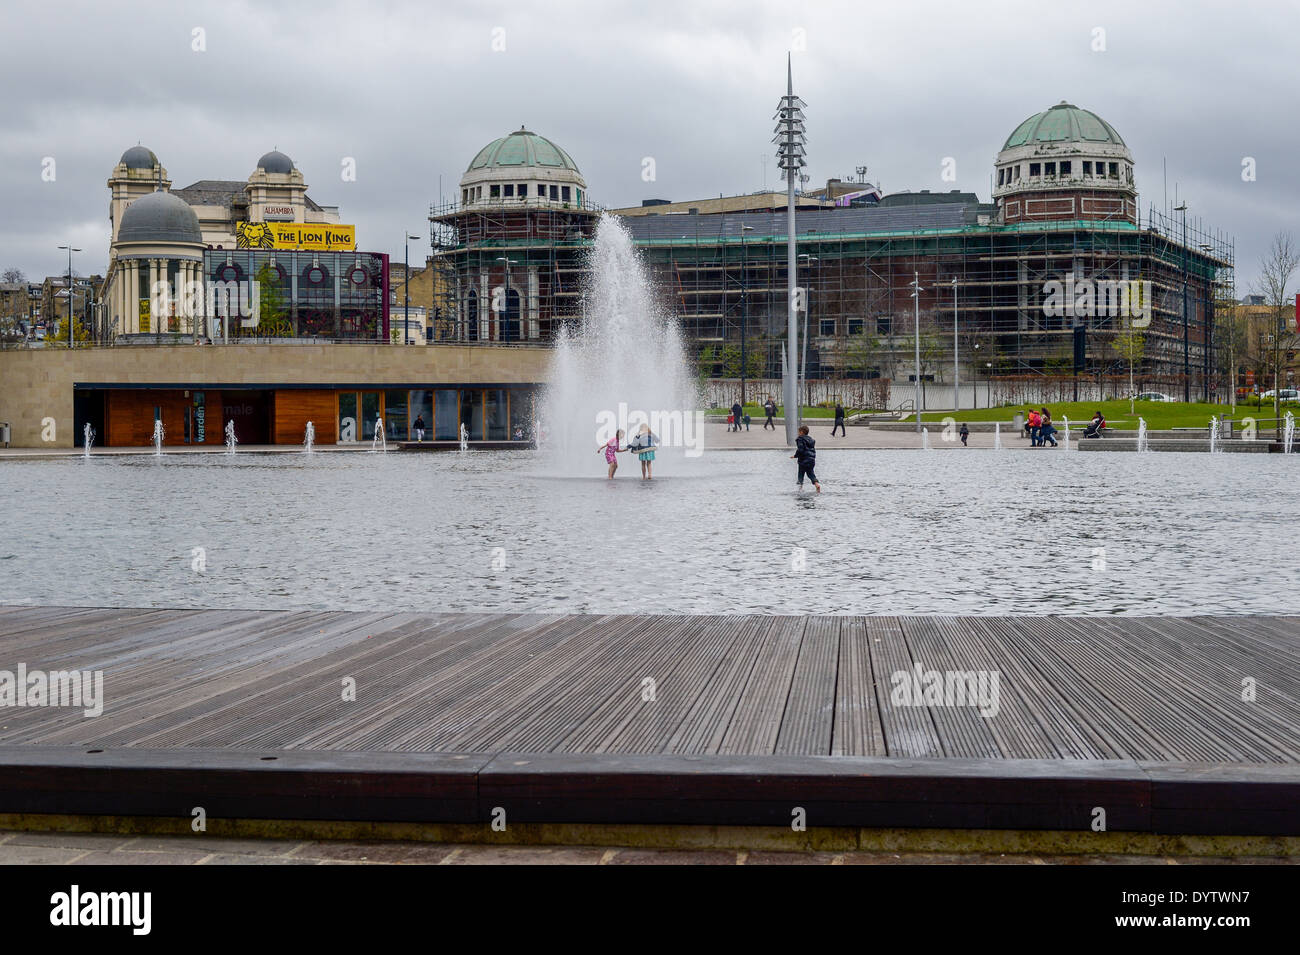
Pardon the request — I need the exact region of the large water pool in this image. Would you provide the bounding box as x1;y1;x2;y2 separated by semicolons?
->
0;448;1295;616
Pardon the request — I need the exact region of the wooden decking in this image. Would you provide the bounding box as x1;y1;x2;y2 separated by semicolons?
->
1;607;1296;763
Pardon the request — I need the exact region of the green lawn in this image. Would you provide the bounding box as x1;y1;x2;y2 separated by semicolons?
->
919;399;1297;430
707;404;880;419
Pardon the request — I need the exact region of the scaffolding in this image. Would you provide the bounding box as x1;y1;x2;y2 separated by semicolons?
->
628;204;1234;402
426;195;1234;402
428;198;601;343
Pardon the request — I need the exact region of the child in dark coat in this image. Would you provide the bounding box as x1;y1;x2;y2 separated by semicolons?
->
791;425;820;492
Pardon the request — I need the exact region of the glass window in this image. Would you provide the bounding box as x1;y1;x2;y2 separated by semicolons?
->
503;184;514;197
360;391;382;441
410;390;433;440
1059;160;1071;175
460;389;484;440
997;169;1004;186
561;186;571;201
338;392;358;443
549;184;558;200
1083;161;1092;175
508;389;531;440
1029;163;1040;177
384;389;408;441
485;389;507;440
1109;162;1118;177
518;184;528;197
434;389;458;440
820;319;835;336
1044;162;1055;175
490;184;500;198
848;318;864;335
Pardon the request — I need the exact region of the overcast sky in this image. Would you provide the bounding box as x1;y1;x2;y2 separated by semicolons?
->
1;0;1295;291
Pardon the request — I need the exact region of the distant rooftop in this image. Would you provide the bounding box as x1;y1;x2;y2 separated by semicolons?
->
173;180;324;212
618;202;991;242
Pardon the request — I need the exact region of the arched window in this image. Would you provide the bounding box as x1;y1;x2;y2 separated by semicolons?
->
501;288;521;342
466;289;479;341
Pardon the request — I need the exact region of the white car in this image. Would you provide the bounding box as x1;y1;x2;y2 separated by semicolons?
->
1259;389;1300;401
1134;392;1173;402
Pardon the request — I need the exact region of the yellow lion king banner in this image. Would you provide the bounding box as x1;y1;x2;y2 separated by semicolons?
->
236;222;355;251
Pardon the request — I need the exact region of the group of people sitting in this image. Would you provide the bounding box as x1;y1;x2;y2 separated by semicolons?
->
1021;407;1108;443
1022;407;1059;447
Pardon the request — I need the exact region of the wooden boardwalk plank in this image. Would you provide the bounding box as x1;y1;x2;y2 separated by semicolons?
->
774;616;839;755
716;616;805;755
830;617;885;757
866;616;944;757
0;606;1296;765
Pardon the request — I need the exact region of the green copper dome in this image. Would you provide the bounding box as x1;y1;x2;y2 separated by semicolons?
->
467;128;581;173
1002;102;1126;150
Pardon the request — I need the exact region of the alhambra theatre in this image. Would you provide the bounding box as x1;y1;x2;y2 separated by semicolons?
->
13;145;545;449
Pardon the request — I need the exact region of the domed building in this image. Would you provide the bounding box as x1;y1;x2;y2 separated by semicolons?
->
107;190;206;333
992;102;1136;224
103;145;382;341
459;128;587;209
433;127;599;342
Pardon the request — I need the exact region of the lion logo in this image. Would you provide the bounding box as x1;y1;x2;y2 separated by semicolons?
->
236;222;275;249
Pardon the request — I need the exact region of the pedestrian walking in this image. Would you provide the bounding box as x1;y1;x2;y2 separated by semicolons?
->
831;401;846;437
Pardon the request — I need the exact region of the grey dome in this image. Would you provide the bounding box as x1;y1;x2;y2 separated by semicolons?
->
257;150;294;174
120;145;158;170
117;191;202;245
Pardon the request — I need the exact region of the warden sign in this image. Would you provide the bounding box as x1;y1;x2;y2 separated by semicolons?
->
236;222;356;251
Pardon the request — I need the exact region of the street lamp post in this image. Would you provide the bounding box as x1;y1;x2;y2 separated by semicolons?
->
403;232;421;344
986;361;992;407
972;342;981;409
1175;202;1189;401
909;272;923;432
740;224;754;405
495;256;519;341
950;276;959;411
57;245;81;348
799;253;818;407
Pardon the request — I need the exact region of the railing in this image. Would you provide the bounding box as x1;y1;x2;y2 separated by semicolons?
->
429;196;607;219
2;335;555;350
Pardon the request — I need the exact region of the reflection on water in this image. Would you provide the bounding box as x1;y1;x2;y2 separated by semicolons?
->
0;449;1296;616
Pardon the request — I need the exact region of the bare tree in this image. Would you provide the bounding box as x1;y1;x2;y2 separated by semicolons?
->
1;267;25;283
1254;231;1300;438
1215;297;1248;410
1113;325;1146;414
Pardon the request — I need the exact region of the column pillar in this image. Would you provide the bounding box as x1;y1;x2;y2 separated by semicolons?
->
479;270;490;340
527;267;539;339
149;258;162;334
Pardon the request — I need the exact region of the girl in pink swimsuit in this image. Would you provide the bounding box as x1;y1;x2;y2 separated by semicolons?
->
598;429;625;479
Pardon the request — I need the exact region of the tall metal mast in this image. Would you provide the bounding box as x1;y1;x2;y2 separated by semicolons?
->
773;54;806;445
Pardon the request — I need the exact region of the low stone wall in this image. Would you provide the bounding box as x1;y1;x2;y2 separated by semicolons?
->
0;344;551;447
1077;439;1279;453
